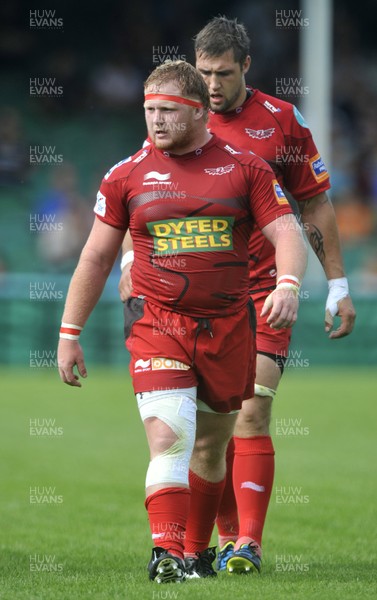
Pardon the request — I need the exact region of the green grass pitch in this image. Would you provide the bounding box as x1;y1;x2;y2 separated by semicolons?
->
1;367;376;599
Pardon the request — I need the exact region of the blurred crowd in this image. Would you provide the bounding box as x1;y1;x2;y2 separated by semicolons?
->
1;0;376;276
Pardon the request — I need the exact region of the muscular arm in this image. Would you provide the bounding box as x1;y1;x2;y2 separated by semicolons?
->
63;218;125;324
260;213;308;329
299;192;343;277
58;218;126;385
299;192;356;337
263;213;307;282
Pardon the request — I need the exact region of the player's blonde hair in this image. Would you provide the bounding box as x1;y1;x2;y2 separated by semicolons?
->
144;60;210;111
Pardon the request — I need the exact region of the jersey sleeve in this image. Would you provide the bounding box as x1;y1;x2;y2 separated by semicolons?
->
94;176;129;230
247;160;293;230
281;105;330;201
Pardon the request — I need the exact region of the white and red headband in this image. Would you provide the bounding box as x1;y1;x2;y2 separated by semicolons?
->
144;93;203;108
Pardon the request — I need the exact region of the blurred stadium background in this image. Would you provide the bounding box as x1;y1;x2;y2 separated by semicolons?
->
1;0;376;367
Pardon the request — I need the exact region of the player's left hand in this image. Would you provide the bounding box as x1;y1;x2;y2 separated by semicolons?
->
260;288;299;329
325;295;356;339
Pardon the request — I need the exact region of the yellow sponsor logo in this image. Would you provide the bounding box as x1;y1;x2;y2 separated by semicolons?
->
151;357;190;371
147;216;234;254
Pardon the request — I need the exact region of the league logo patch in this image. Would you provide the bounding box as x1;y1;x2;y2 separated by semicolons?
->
309;153;329;182
264;100;281;114
133;149;148;164
272;179;289;205
245;128;275;139
204;164;235;176
224;144;242;155
94;191;106;217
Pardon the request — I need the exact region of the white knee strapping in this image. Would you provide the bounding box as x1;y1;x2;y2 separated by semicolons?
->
136;387;197;487
254;383;276;398
196;398;240;414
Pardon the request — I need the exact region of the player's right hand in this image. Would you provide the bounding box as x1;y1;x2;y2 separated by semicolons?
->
58;339;87;387
260;287;299;329
118;262;133;302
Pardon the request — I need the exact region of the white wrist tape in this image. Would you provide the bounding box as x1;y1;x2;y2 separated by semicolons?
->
277;274;301;286
262;275;301;313
59;322;83;341
326;277;349;317
275;275;301;296
120;250;134;271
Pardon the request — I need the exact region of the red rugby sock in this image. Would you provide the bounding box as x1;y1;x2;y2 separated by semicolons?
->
184;470;226;556
233;435;275;549
145;487;190;559
216;437;239;547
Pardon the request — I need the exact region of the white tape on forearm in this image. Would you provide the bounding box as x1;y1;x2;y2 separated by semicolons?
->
326;277;349;317
120;250;134;271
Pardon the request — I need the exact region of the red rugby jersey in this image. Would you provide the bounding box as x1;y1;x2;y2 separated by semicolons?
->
208;89;330;292
94;134;293;317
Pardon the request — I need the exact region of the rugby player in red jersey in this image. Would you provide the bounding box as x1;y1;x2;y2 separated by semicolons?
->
119;18;355;578
58;60;307;583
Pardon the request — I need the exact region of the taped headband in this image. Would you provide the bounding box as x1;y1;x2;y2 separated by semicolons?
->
144;93;203;108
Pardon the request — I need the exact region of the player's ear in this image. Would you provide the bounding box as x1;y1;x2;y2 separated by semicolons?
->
193;107;205;120
242;55;251;75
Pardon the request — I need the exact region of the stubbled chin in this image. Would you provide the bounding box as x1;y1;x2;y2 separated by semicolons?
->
210;103;226;112
154;140;173;150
